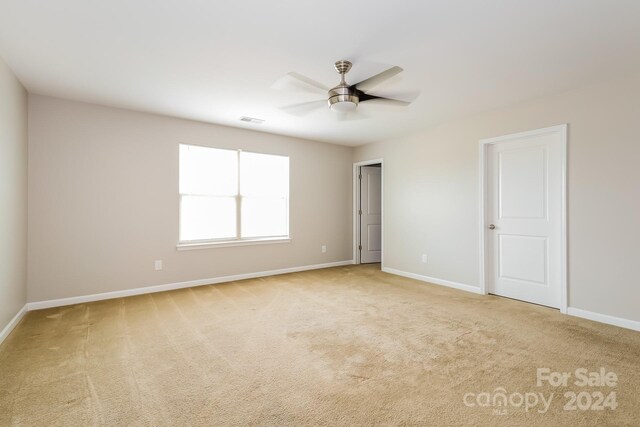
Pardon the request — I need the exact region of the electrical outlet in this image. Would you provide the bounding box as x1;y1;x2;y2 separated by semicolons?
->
154;260;163;270
421;254;427;264
321;245;327;253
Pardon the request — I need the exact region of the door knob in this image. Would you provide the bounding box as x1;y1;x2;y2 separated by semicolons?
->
488;224;496;230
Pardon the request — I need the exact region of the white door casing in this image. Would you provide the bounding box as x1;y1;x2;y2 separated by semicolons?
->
481;125;567;309
360;166;382;263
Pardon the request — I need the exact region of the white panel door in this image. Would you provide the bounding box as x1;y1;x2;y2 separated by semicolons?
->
487;127;564;308
360;166;381;263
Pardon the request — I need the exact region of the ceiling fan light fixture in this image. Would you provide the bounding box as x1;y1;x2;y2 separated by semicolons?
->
328;95;358;112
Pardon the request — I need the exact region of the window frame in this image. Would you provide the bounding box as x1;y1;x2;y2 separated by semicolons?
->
177;144;290;250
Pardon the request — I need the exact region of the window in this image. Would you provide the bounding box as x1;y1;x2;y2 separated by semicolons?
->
179;144;289;246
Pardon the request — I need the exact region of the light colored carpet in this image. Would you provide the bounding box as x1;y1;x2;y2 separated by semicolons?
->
1;265;638;426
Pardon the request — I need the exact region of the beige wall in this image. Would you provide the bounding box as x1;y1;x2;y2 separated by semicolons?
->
355;73;640;323
0;57;28;330
24;74;640;324
28;95;353;302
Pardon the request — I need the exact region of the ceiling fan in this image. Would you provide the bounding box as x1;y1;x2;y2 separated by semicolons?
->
278;60;415;116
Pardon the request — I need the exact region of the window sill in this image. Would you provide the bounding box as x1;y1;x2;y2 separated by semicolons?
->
176;237;291;251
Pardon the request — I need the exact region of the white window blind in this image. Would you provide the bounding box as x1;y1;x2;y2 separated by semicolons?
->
179;144;289;243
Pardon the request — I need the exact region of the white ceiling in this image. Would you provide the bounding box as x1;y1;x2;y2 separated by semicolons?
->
1;1;639;146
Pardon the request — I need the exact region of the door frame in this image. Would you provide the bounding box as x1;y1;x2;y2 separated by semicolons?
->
353;159;384;266
478;124;568;313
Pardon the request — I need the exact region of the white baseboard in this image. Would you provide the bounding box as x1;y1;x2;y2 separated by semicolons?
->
18;262;640;334
27;260;354;311
567;307;640;332
383;268;639;332
0;304;28;346
382;267;482;295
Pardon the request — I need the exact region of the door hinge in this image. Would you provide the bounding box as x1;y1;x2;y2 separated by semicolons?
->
358;244;362;251
358;174;362;180
358;209;362;215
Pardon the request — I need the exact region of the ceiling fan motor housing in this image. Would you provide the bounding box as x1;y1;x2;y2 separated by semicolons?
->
328;85;359;111
328;61;358;112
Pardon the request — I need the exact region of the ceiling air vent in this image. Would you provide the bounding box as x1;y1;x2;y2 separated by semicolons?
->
239;116;265;124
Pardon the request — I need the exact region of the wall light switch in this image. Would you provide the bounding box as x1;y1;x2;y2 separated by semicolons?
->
155;260;163;270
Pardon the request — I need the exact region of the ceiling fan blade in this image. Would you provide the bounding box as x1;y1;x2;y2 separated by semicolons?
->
371;90;421;103
280;99;327;116
352;66;403;92
359;93;411;107
285;72;330;94
272;72;330;94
